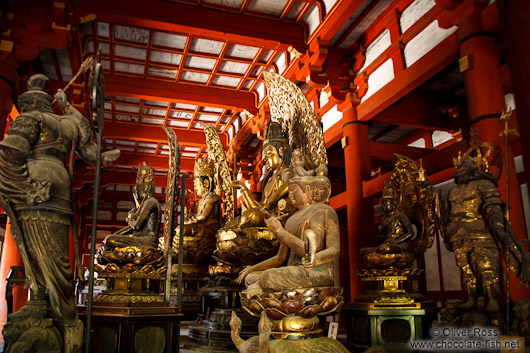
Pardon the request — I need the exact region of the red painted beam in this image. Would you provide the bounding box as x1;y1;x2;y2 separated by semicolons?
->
369;141;436;161
113;152;196;171
103;121;226;147
310;0;366;42
363;139;467;197
76;0;307;51
329;191;347;211
105;74;258;113
370;93;452;131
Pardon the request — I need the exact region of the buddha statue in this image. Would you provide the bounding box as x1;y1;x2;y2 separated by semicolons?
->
236;175;338;295
96;162;162;270
361;183;415;257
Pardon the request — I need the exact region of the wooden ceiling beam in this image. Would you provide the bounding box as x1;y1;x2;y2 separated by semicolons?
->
103;121;227;147
76;0;307;51
105;74;258;113
370;93;452;131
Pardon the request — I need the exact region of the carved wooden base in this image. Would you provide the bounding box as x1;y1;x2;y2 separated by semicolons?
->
78;305;183;353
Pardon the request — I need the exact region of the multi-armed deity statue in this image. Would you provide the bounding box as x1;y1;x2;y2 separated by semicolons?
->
0;74;120;352
229;72;348;352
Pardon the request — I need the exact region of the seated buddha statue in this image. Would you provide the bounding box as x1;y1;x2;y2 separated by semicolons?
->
172;157;221;266
365;183;415;255
236;175;339;295
96;162;161;267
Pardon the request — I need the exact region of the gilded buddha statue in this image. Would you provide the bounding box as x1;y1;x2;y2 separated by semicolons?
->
170;121;232;281
360;155;437;270
101;162;161;250
232;174;346;352
236;175;339;295
228;73;346;352
231;121;293;228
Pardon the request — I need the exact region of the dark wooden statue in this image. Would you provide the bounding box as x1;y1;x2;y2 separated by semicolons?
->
0;74;119;352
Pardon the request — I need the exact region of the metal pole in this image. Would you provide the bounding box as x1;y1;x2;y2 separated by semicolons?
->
85;64;105;353
504;116;510;328
176;175;186;311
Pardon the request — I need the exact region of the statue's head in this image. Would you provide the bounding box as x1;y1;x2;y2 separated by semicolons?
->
288;176;312;209
454;156;476;184
381;184;397;213
135;162;155;199
310;175;331;204
263;121;290;169
194;158;215;196
17;74;53;113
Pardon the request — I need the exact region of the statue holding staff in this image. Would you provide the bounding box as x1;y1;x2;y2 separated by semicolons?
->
0;73;119;352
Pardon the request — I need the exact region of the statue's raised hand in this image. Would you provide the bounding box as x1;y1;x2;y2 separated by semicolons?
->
264;216;283;234
54;89;68;110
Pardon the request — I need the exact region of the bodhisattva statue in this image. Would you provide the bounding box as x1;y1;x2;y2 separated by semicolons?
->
231;121;293;228
442;146;530;318
0;74;119;353
173;157;221;267
232;175;347;352
237;175;338;295
97;162;161;266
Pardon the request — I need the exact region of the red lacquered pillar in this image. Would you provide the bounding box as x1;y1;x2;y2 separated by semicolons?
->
339;96;376;301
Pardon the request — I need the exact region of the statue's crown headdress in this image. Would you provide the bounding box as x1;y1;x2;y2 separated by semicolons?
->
194;157;215;177
382;183;397;199
137;161;154;184
263;121;286;149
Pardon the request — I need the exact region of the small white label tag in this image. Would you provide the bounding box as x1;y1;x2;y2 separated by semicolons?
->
328;322;339;339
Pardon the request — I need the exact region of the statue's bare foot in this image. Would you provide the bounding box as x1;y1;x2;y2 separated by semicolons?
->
245;283;263;298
